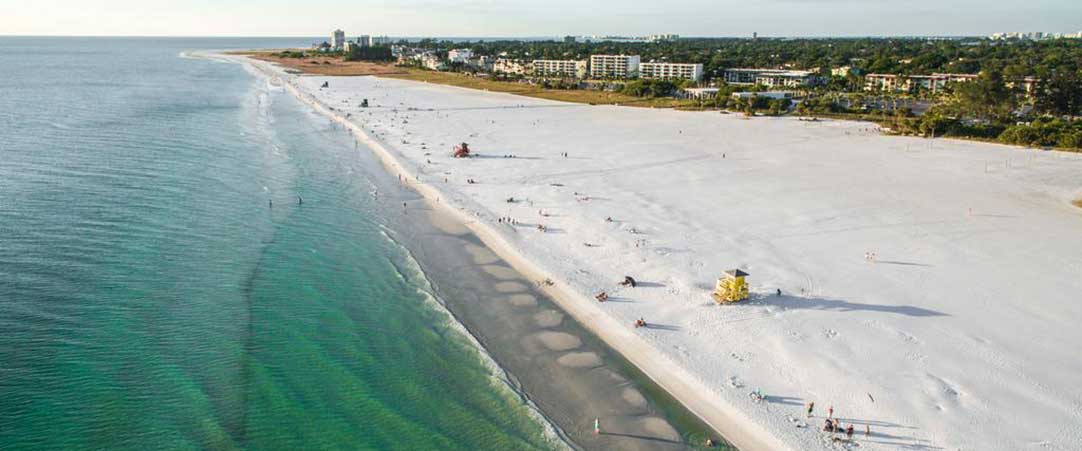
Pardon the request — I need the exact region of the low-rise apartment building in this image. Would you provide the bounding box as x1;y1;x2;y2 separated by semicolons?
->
589;55;640;79
723;69;820;87
864;73;978;93
640;62;704;82
532;59;588;78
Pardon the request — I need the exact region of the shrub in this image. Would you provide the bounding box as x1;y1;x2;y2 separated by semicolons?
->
344;46;393;62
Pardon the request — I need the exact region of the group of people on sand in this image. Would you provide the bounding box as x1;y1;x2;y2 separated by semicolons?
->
823;418;856;442
806;402;869;443
498;216;519;225
593;275;654;328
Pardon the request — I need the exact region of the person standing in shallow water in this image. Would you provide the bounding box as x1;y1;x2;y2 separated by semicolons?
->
593;417;600;435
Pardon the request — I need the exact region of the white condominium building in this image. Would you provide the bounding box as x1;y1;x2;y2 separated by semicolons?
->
864;73;979;93
589;55;641;79
532;59;588;78
640;62;704;82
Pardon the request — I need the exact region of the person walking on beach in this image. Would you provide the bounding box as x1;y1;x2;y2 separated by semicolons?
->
846;424;854;441
806;401;815;417
593;417;600;435
827;405;833;419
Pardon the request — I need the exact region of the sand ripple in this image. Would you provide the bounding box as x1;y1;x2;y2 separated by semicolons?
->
557;352;602;368
533;310;563;328
535;331;582;351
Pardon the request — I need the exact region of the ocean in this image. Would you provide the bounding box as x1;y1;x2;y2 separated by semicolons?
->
0;37;558;450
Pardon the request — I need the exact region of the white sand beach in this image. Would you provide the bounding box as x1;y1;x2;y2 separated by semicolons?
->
230;53;1082;451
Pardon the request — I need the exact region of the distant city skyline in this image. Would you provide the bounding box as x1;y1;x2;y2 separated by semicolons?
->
1;0;1080;38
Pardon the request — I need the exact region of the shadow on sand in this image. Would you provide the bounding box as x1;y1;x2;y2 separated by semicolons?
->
757;295;948;318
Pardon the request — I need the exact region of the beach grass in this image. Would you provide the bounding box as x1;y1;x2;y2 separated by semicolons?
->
237;51;410;76
384;69;703;109
1072;198;1082;209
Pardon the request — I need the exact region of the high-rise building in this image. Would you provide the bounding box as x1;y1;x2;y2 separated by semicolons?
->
589;55;640;79
331;29;345;50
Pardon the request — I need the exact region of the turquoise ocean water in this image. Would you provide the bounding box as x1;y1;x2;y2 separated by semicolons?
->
0;37;558;450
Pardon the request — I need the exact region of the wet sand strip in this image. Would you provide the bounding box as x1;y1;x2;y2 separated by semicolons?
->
386;203;731;450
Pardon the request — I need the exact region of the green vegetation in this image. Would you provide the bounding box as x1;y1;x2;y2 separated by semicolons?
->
272;50;309;58
391;37;1082;150
385;69;698;108
405;37;1082;83
345;46;393;62
999;118;1082;148
621;79;682;98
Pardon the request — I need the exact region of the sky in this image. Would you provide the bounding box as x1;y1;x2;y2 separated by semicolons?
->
1;0;1080;37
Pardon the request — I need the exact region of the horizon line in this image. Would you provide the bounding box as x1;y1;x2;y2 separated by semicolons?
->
0;34;987;39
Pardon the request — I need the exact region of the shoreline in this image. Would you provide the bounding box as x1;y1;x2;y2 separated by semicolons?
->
204;50;1082;451
212;51;777;450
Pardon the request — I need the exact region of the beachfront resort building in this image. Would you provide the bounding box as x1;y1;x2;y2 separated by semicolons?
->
732;91;795;100
682;87;720;99
448;49;473;64
589;55;641;79
331;29;345;50
640;62;704;82
723;68;820;87
864;73;978;93
532;59;588;78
